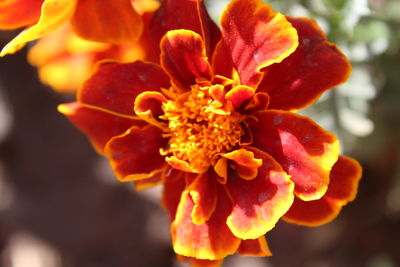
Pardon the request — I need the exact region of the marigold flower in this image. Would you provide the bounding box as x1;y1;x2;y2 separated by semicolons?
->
0;0;159;56
58;0;362;264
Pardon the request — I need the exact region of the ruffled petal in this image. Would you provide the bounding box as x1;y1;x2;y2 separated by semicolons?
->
150;0;221;59
213;158;228;184
1;0;77;56
171;186;240;260
58;102;145;154
212;41;234;82
283;155;362;226
225;85;255;111
71;0;143;44
160;30;212;90
325;155;362;202
218;0;298;87
134;91;167;128
78;61;170;115
239;122;253;146
222;148;262;180
242;92;270;114
238;236;272;256
258;17;351;111
283;195;337;227
0;0;43;30
225;147;294;239
104;125;166;181
251;110;339;201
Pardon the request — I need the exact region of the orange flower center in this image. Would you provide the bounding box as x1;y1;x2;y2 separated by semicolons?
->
161;85;243;173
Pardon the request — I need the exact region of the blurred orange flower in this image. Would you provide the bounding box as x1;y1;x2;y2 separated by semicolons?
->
58;0;362;265
27;7;157;93
0;0;159;56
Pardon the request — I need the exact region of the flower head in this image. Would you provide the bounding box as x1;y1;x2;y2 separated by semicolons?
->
59;0;362;265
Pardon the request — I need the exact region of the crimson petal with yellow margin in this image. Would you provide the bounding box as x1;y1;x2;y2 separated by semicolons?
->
259;17;351;111
250;110;339;201
171;186;240;260
58;102;146;154
218;0;298;87
160;30;212;90
150;0;221;59
79;61;170;115
225;147;294;239
283;155;362;226
104;125;166;181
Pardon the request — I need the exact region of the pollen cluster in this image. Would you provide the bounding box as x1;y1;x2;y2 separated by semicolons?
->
162;85;243;173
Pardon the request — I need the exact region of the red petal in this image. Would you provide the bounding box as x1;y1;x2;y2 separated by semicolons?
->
162;168;187;221
222;148;262;180
160;30;212;90
134;91;167;128
218;0;298;87
225;85;255;111
71;0;143;43
326;155;362;202
225;147;294;239
104;125;166;181
150;0;221;59
242;92;270;114
171;186;240;260
58;102;145;153
283;195;338;227
0;0;43;29
251;110;339;201
282;155;362;226
78;61;170;116
188;171;218;225
212;41;234;81
134;92;166;117
238;236;272;256
259;17;351;111
239;122;253;146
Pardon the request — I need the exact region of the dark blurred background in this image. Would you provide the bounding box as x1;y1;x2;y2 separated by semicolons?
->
0;0;399;266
